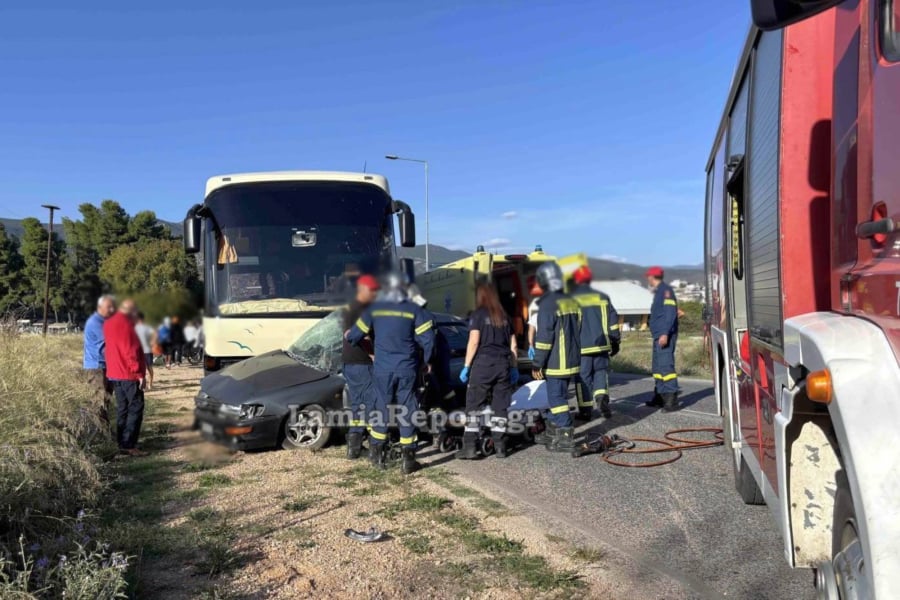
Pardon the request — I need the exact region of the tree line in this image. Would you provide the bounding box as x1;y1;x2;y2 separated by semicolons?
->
0;200;200;324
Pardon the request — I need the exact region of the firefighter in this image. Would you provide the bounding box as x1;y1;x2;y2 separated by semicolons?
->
531;261;581;454
645;266;679;411
457;282;519;460
346;272;435;473
571;265;620;420
341;274;380;460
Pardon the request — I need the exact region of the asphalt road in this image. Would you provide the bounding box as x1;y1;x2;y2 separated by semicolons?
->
425;375;815;600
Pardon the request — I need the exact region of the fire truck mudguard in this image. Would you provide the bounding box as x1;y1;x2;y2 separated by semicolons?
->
782;311;900;598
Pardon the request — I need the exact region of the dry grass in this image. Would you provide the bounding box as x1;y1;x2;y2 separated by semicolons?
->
611;332;711;378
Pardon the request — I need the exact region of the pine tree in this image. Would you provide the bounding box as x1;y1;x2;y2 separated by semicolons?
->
0;223;25;315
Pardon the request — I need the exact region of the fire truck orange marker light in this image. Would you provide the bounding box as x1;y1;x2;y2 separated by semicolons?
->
807;369;832;404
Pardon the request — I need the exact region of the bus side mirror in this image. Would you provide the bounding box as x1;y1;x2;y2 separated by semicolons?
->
393;200;416;248
400;258;416;284
183;204;202;254
750;0;841;30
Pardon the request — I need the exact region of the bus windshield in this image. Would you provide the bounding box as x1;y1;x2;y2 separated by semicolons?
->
204;180;395;317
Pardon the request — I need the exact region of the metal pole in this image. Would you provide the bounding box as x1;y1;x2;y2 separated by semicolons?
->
424;161;429;272
40;204;60;337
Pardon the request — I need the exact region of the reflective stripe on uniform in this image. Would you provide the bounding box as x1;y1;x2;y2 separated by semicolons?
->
581;345;611;354
399;435;417;445
559;330;566;372
592;389;608;397
415;320;433;335
653;373;678;381
355;318;370;334
549;404;570;414
349;420;366;427
368;429;388;440
372;310;415;319
545;366;580;376
600;300;609;342
610;323;620;331
574;294;603;307
577;399;595;407
535;342;552;350
555;297;581;317
664;299;677;307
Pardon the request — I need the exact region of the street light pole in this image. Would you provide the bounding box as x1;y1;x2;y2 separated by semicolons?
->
40;204;60;337
385;154;430;271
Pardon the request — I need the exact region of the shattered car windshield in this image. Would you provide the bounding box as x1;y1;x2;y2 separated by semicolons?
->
285;309;344;374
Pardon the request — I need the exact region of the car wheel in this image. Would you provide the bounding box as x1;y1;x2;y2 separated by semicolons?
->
282;404;331;450
479;437;495;456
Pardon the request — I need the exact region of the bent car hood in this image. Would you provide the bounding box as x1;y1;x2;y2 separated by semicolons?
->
202;350;328;403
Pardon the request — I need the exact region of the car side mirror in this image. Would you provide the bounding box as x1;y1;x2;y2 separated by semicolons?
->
749;0;841;30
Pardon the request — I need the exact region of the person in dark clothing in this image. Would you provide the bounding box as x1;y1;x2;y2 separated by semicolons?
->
346;272;435;474
168;316;185;365
458;283;519;459
342;274;380;460
104;298;148;456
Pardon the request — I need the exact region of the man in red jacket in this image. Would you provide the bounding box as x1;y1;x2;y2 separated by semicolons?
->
104;298;148;456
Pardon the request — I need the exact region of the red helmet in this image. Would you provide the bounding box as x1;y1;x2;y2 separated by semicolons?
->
645;266;664;278
357;274;380;290
573;265;592;285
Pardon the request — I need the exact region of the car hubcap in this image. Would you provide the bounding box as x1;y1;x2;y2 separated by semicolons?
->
287;411;322;446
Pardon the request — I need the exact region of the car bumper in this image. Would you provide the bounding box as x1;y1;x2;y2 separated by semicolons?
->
193;410;283;450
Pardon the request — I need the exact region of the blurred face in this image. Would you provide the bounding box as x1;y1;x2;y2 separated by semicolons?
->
98;298;116;318
647;276;660;291
119;300;137;320
357;283;377;304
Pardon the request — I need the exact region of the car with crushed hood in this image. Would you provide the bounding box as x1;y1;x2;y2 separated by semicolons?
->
193;308;469;451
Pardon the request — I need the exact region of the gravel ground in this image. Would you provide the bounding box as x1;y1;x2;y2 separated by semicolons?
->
127;365;621;599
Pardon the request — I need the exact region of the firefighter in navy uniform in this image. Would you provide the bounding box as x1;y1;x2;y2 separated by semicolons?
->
531;262;581;454
645;266;680;411
346;272;435;474
341;274;380;460
571;266;620;420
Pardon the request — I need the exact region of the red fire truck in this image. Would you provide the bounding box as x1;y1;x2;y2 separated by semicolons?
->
704;0;900;597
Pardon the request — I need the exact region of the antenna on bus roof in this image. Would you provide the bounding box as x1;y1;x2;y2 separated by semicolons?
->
363;160;367;173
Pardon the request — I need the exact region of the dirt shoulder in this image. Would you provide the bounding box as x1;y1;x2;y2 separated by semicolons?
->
106;365;619;599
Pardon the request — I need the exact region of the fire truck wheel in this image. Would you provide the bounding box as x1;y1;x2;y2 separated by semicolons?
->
827;471;869;599
721;367;764;505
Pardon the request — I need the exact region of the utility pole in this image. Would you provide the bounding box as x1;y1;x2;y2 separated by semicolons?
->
40;204;60;337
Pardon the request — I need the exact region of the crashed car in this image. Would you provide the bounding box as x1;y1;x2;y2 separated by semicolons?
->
194;309;469;451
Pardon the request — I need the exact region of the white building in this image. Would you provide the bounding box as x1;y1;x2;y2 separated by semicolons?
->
591;280;655;331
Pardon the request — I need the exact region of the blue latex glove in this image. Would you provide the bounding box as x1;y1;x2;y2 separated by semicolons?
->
509;367;520;385
460;366;470;383
528;347;535;361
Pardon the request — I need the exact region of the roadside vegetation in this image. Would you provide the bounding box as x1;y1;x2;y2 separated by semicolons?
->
611;301;711;379
0;330;129;598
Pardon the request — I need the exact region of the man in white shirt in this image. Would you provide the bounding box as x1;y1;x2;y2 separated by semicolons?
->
526;276;543;361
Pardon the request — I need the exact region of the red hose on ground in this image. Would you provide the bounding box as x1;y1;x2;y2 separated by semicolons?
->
593;427;724;468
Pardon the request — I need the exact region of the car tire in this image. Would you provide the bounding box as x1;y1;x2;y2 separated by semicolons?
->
281;403;331;451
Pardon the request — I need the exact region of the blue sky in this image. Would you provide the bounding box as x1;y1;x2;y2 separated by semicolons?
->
0;0;749;266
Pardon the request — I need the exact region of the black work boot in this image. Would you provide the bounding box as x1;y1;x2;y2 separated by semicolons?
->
369;443;386;470
578;406;594;422
661;393;679;412
455;432;479;460
535;421;557;450
400;446;420;475
600;394;612;418
553;427;576;454
491;432;508;458
646;391;664;407
346;432;363;460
